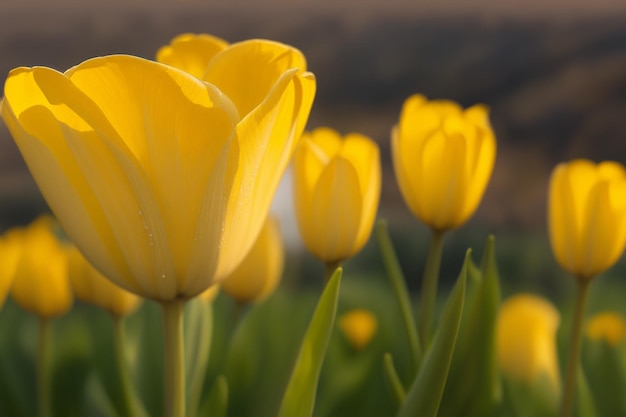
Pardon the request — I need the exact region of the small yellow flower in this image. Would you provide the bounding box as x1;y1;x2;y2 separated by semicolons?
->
293;127;381;263
549;159;626;281
221;215;283;304
586;312;626;346
0;229;22;309
496;294;561;395
10;216;72;319
2;39;315;302
392;94;496;231
156;33;229;79
339;308;378;351
68;246;142;317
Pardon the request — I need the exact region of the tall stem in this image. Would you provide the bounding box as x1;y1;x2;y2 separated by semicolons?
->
162;299;186;417
417;229;445;350
38;318;51;417
560;279;591;417
113;316;142;417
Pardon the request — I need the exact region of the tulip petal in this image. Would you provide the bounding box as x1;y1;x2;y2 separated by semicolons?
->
391;126;421;218
156;33;229;79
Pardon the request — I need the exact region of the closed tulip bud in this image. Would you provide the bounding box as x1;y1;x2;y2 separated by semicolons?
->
293;127;381;263
392;94;496;231
2;39;315;302
496;294;561;398
0;229;22;310
339;309;378;351
68;245;142;317
586;312;626;346
549;159;626;281
10;216;72;319
221;215;284;304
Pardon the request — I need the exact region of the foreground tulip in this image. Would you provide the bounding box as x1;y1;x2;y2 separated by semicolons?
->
68;246;141;317
221;214;284;305
2;37;315;417
0;229;22;310
548;159;626;417
497;294;561;416
293;127;381;275
392;94;496;347
156;33;228;79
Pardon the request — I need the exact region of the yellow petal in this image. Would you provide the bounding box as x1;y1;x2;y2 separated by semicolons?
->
586;312;626;346
156;33;229;79
0;229;22;309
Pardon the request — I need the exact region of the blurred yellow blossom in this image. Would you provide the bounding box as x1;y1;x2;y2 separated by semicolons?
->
339;308;378;351
0;228;22;309
586;312;626;346
10;216;72;319
496;294;561;395
2;40;315;302
392;94;496;231
293;127;381;263
548;159;626;281
221;215;284;304
68;246;142;317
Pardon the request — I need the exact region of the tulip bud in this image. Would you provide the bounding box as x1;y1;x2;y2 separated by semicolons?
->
221;215;284;304
10;216;72;319
293;127;381;263
68;245;142;317
392;94;496;231
339;308;378;351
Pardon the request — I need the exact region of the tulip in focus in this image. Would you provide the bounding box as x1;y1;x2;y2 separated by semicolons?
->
10;216;72;319
339;308;378;351
68;246;142;317
156;33;228;79
293;127;381;264
221;215;284;305
496;294;561;398
549;159;626;281
0;229;22;310
586;312;626;346
1;40;315;302
391;94;496;231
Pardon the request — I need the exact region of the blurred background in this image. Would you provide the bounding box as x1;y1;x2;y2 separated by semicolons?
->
1;1;626;417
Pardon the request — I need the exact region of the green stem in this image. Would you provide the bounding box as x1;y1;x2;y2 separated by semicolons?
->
324;261;341;287
38;318;51;417
417;229;445;350
375;221;422;375
162;299;186;417
560;279;591;417
383;353;406;406
113;316;143;417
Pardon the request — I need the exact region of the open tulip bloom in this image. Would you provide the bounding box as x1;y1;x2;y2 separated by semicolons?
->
2;38;315;417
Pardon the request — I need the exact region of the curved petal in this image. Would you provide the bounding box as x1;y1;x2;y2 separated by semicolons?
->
156;33;229;79
391;125;420;219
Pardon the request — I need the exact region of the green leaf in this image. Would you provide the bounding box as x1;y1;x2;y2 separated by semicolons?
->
184;298;213;417
383;353;406;407
583;339;626;417
396;251;468;417
198;375;228;417
576;368;598;417
439;235;502;417
277;268;342;417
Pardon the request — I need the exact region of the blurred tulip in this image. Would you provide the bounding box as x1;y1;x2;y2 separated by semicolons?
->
156;33;228;79
391;94;496;231
549;159;626;281
10;216;72;319
293;127;381;263
2;41;315;302
68;245;142;317
221;215;284;304
496;294;561;397
0;228;22;309
339;309;378;351
586;312;626;346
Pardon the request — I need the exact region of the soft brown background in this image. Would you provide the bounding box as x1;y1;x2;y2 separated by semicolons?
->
1;0;626;235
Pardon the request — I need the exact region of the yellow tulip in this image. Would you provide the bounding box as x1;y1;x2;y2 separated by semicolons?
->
0;229;22;309
68;245;142;317
339;308;378;351
549;159;626;281
586;312;626;346
496;294;561;396
293;127;381;263
2;40;315;302
156;33;229;79
10;216;72;319
221;215;284;304
392;94;496;231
